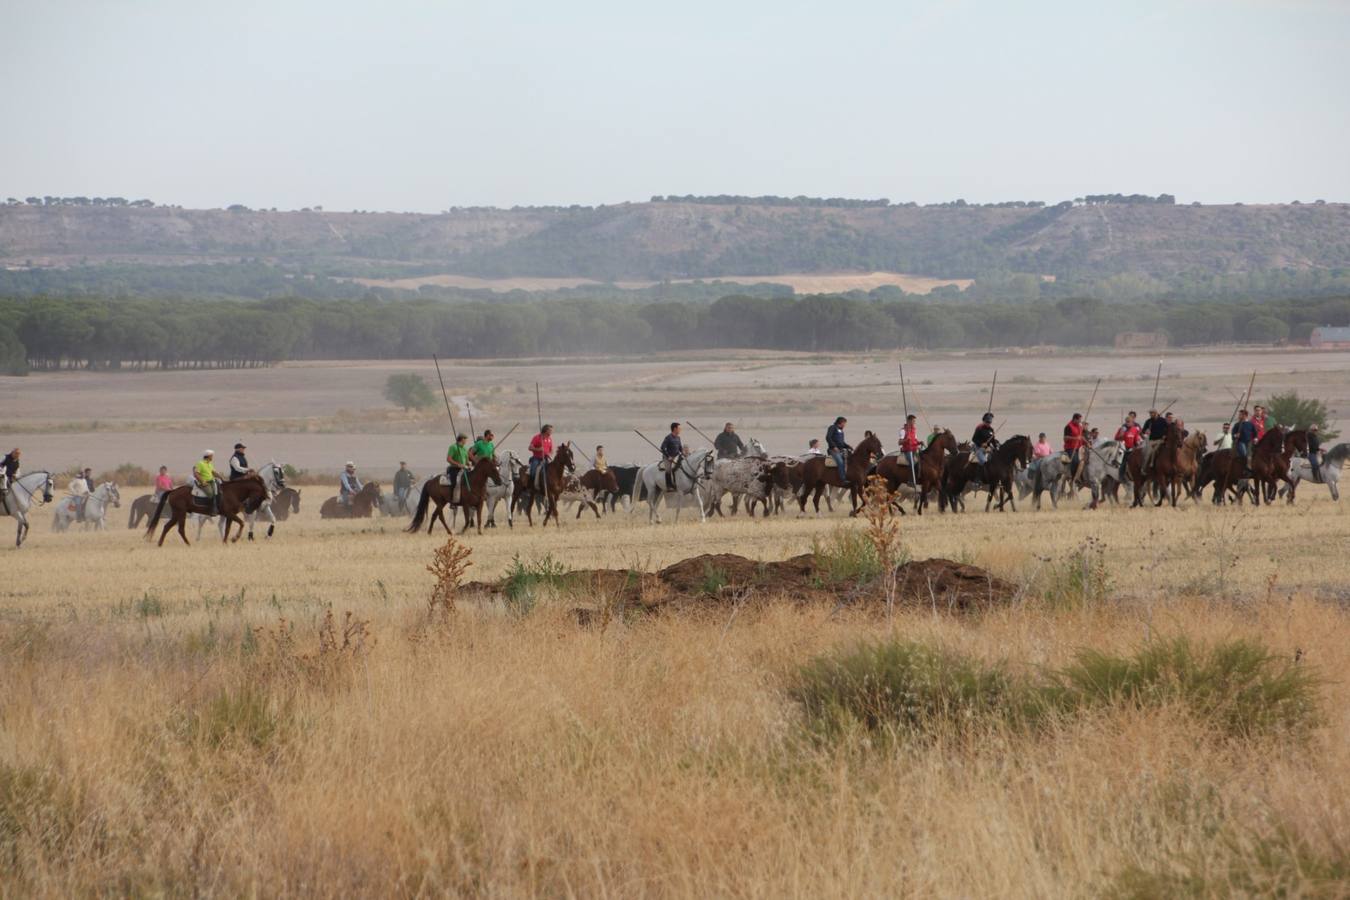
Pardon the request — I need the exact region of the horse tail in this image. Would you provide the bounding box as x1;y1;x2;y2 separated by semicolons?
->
128;500;138;529
145;491;170;536
406;483;433;533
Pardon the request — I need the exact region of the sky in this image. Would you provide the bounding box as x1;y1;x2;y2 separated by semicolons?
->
2;0;1347;212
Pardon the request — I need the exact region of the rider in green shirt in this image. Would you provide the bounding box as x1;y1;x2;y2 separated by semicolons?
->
470;429;495;466
446;434;470;496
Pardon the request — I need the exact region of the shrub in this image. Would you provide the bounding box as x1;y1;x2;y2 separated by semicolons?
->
502;553;570;615
811;527;884;585
1262;390;1339;439
384;373;436;411
93;462;152;486
792;637;1319;743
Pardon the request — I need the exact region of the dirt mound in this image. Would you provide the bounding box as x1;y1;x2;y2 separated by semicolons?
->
893;558;1016;611
462;552;1015;617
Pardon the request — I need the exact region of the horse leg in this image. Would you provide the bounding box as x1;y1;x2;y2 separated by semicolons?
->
176;512;190;546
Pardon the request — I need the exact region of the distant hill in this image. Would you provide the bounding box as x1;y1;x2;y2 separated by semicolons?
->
2;198;1349;283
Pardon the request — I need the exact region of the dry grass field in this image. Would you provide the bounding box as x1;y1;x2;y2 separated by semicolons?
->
3;487;1350;896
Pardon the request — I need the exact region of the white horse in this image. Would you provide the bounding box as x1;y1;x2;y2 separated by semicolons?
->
484;451;521;528
1282;443;1348;502
633;447;716;524
379;482;421;517
52;482;121;531
2;471;55;547
195;461;292;540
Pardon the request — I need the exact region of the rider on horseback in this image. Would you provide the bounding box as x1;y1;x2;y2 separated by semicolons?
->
972;413;996;466
0;448;18;501
154;465;173;502
826;417;852;486
1233;409;1258;475
446;434;470;501
229;442;249;481
68;467;94;522
660;423;687;490
340;462;363;509
899;414;921;490
1063;413;1087;482
528;425;554;490
195;451;220;515
1307;423;1323;483
1114;411;1142;481
714;423;746;460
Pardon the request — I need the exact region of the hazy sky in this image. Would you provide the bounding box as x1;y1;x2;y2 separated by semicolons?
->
3;0;1347;212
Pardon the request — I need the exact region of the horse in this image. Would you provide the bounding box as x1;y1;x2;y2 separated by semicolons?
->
1029;453;1074;510
379;484;419;517
272;487;302;520
1132;423;1188;508
128;493;161;528
1200;427;1291;506
945;436;1032;512
795;432;884;516
875;430;956;515
407;456;504;536
520;443;577;527
194;462;292;541
320;481;383;518
1282;442;1348;502
52;482;121;531
483;452;522;527
144;474;269;546
634;446;717;524
1;471;55;547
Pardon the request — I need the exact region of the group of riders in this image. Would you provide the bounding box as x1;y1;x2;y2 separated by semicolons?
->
3;401;1331;527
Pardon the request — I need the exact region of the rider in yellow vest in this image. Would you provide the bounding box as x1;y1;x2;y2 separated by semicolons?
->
194;450;220;514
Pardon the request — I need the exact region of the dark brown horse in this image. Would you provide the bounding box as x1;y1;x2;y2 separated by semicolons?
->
1133;422;1186;508
1200;426;1295;506
320;482;382;518
519;443;576;527
407;457;503;535
875;430;956;515
144;474;269;546
271;487;301;521
944;435;1033;512
796;432;884;515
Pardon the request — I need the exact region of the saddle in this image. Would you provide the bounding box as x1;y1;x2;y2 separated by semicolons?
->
822;451;849;469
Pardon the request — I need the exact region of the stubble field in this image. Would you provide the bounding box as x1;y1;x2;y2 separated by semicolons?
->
3;349;1350;896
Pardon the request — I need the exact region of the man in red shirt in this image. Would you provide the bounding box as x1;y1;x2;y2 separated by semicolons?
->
1063;413;1086;481
528;424;554;489
1114;411;1142;481
899;414;921;490
1252;405;1267;441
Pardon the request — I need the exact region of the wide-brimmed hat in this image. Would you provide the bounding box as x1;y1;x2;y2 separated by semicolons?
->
234;442;246;449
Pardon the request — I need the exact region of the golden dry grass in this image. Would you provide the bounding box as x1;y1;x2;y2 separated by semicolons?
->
2;496;1349;896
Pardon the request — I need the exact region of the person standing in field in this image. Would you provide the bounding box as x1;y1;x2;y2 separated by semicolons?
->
392;462;414;513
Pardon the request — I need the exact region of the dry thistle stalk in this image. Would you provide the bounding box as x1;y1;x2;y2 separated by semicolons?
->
427;533;473;623
862;474;902;617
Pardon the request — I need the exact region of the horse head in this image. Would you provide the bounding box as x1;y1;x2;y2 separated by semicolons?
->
855;432;884;463
747;437;768;458
929;430;957;456
42;473;54;503
475;455;503;487
1001;435;1033;467
556;442;576;473
104;483;122;507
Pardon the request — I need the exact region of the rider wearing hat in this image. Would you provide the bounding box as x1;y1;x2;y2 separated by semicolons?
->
446;434;471;500
340;461;363;508
228;442;250;481
972;413;996;465
194;451;220;514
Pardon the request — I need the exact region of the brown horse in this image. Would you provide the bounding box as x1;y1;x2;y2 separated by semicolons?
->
407;457;503;535
875;430;956;515
1200;426;1294;506
271;487;301;521
1133;422;1186;508
945;435;1033;512
127;493;160;528
1176;431;1207;500
519;443;576;527
144;474;269;546
796;432;884;515
320;482;382;518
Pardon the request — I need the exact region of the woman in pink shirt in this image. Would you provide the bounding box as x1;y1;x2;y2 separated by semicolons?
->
153;465;174;500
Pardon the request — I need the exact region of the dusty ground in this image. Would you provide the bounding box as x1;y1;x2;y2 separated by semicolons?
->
6;348;1347;476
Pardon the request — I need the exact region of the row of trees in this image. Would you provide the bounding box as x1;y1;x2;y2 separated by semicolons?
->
3;293;1348;373
4;196;155;208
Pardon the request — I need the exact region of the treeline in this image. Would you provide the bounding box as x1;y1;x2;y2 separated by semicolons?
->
1079;193;1176;205
649;195;1056;209
4;196;156;208
3;293;1348;373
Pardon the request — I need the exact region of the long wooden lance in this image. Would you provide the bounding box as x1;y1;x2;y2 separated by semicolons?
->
684;421;717;445
899;362;910;419
494;423;520;447
1083;377;1103;425
909;383;934;434
1160;398;1179;416
432;355;458;436
573;441;594;467
633;429;664;455
465;399;476;441
1244;370;1257;415
987;369;998;415
534;382;544;433
1149;359;1162;411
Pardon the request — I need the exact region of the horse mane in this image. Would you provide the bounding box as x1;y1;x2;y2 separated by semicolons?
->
1255;425;1285;450
1326;443;1350;464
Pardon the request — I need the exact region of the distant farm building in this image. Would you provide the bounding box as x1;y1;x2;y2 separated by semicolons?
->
1310;326;1350;349
1114;331;1169;350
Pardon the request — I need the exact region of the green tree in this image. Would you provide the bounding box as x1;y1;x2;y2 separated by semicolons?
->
0;324;28;375
1263;391;1338;439
384;373;436;412
1244;315;1289;344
